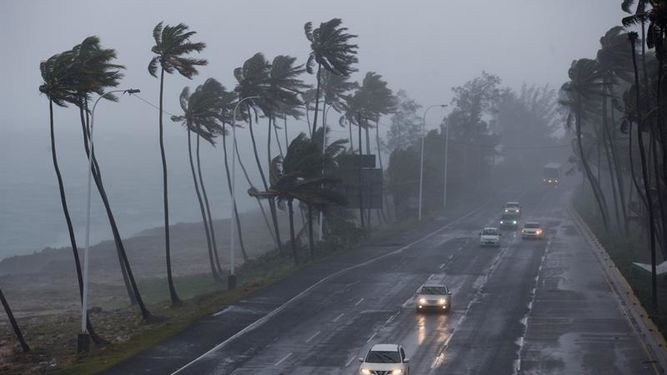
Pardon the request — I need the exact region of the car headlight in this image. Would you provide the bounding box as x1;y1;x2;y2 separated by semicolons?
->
513;220;517;224
360;369;371;375
504;209;509;212
439;298;447;305
419;298;427;304
500;220;504;224
391;370;403;375
536;229;543;234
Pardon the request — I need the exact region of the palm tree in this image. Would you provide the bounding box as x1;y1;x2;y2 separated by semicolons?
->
304;18;359;135
249;133;346;260
0;287;29;353
171;84;224;282
149;22;207;306
234;53;285;252
39;50;110;344
561;59;610;229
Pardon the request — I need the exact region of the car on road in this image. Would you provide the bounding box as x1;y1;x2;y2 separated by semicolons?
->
504;201;521;216
415;278;452;313
479;227;501;247
359;344;410;375
499;213;519;229
521;221;544;239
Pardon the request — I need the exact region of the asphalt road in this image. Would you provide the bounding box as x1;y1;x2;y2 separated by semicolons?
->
108;184;664;375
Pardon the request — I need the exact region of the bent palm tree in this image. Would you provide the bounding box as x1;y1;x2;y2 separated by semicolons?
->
149;22;207;305
304;18;359;134
0;287;29;353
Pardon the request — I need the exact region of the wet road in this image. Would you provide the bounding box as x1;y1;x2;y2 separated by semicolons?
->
111;184;664;374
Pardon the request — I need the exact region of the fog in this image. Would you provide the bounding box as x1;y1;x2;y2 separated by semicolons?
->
0;0;624;257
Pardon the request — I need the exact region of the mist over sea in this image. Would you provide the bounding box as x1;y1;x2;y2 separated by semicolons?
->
0;126;259;260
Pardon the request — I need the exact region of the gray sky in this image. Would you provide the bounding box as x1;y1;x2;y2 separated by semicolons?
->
1;0;626;133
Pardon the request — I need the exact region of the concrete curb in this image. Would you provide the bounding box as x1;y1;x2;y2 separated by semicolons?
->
570;208;667;374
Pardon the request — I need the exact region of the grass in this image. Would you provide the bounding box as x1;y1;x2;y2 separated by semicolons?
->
573;188;667;340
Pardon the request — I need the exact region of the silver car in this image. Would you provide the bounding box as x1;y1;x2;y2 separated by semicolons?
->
415;283;452;313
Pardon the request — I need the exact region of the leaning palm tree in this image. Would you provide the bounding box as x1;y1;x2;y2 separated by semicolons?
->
561;59;610;229
149;22;207;305
171;84;224;282
234;53;284;252
69;36;154;321
304;18;359;135
249;133;346;260
0;287;29;353
39;51;108;343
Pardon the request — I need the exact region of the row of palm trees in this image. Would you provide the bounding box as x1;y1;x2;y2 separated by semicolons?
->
561;0;667;308
0;18;405;353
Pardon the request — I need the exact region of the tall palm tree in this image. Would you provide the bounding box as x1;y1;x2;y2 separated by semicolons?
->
0;287;29;353
69;36;154;320
561;59;610;229
149;22;207;306
304;18;359;135
171;84;223;282
234;53;285;252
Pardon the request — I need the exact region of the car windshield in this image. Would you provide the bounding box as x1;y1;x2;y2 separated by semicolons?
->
482;229;498;235
501;214;516;220
525;223;540;228
365;350;401;363
420;286;448;295
506;203;519;208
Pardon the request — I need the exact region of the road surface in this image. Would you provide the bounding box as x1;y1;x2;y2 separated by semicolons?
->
108;184;665;374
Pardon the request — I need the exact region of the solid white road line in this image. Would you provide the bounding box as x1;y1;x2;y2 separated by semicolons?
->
367;333;377;343
170;203;489;375
274;352;292;366
305;331;321;343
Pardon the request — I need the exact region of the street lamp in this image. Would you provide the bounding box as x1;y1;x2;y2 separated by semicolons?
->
418;104;447;221
442;116;450;211
79;88;139;353
228;96;260;290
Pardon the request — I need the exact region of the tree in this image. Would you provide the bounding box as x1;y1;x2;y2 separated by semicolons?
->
171;82;225;282
387;90;423;152
304;18;359;135
561;59;610;229
249;133;346;260
149;22;207;306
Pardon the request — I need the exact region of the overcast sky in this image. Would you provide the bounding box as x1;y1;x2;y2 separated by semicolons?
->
1;0;626;134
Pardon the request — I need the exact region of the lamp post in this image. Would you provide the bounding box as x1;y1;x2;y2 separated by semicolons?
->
418;104;447;221
442;116;450;211
79;88;139;353
228;96;260;290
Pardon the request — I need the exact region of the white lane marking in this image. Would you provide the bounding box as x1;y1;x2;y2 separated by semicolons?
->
333;313;345;322
170;203;488;375
274;352;292;366
355;298;364;306
212;306;231;317
367;333;377;343
386;313;397;325
345;355;357;367
305;331;321;343
402;296;415;308
439;263;446;269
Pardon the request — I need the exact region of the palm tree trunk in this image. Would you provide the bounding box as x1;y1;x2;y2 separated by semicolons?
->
284;115;289;153
365;126;372;227
602;91;622;230
307;204;315;258
248;108;283;252
78;104;135;306
288;199;298;263
274;117;284;158
51;101;106;346
357;113;365;228
311;63;322;135
220;129;249;264
348;120;354;151
0;287;29;353
158;68;181;306
80;104;152;320
196;134;224;277
188;130;220;281
606;88;629;233
375;121;388;223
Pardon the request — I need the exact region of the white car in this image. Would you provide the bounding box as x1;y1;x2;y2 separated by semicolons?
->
479;227;501;247
415;280;452;313
504;201;521;216
359;344;410;375
521;221;544;239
